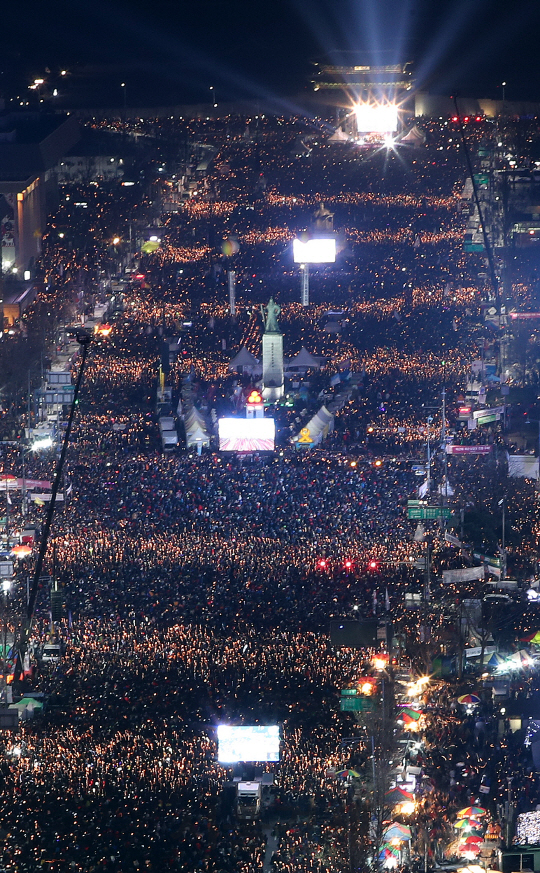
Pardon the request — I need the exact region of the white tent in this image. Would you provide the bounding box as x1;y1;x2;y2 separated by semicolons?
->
328;128;350;143
229;347;261;375
183;406;211;448
285;347;322;373
184;409;206;429
185;426;210;448
400;125;426;146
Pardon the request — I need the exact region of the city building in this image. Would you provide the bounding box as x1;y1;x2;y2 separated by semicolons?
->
0;107;80;278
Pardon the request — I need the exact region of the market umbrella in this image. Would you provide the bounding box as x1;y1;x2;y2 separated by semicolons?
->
458;844;482;855
10;544;32;557
335;768;361;778
512;650;534;666
18;697;43;709
401;708;422;725
385;786;415;804
384;823;412;841
401;706;422;719
463;836;484;845
457;806;487;818
379;845;400;861
457;694;481;705
487;653;506;668
454;819;483;830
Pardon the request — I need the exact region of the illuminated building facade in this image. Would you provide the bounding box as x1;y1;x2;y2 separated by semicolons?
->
312;54;414;141
0;111;80;275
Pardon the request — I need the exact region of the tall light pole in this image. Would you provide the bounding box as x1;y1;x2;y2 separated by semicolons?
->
209;85;217;108
426;415;433;494
502;81;507;105
498;497;507;580
120;82;127;124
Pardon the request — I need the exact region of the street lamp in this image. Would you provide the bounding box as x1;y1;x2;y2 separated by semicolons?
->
502;81;507;104
209;85;217;108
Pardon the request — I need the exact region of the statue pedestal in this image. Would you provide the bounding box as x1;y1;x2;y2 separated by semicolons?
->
262;332;284;401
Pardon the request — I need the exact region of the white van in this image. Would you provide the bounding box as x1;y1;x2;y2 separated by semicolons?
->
41;644;62;663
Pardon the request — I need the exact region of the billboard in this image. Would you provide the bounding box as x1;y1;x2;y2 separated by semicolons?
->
217;725;280;763
218;417;275;452
355;103;398;134
330;620;378;648
514;810;540;844
293;237;336;264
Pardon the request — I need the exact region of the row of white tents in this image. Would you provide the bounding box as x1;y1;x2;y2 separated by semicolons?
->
183;407;210;449
228;346;322;377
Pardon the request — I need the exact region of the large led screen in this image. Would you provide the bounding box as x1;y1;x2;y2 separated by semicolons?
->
355;104;398;134
293;237;336;264
217;725;280;763
218;417;275;452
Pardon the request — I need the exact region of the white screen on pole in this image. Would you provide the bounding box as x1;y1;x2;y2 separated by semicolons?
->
218;417;275;452
293;238;336;264
355;104;398;134
217;725;280;763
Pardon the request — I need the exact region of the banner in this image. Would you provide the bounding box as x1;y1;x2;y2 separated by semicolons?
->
508;455;539;480
446;445;491;455
23;479;53;490
0;476;51;491
32;492;65;503
442;566;485;584
473;405;505;420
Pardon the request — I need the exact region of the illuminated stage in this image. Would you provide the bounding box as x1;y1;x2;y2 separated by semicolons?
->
312;54;414;143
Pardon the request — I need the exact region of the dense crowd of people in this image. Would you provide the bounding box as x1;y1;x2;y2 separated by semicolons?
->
0;112;539;873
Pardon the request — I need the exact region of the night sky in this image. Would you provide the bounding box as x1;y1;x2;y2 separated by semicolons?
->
3;0;540;108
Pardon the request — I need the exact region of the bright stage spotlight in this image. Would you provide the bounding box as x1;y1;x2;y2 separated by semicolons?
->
355;103;398;134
